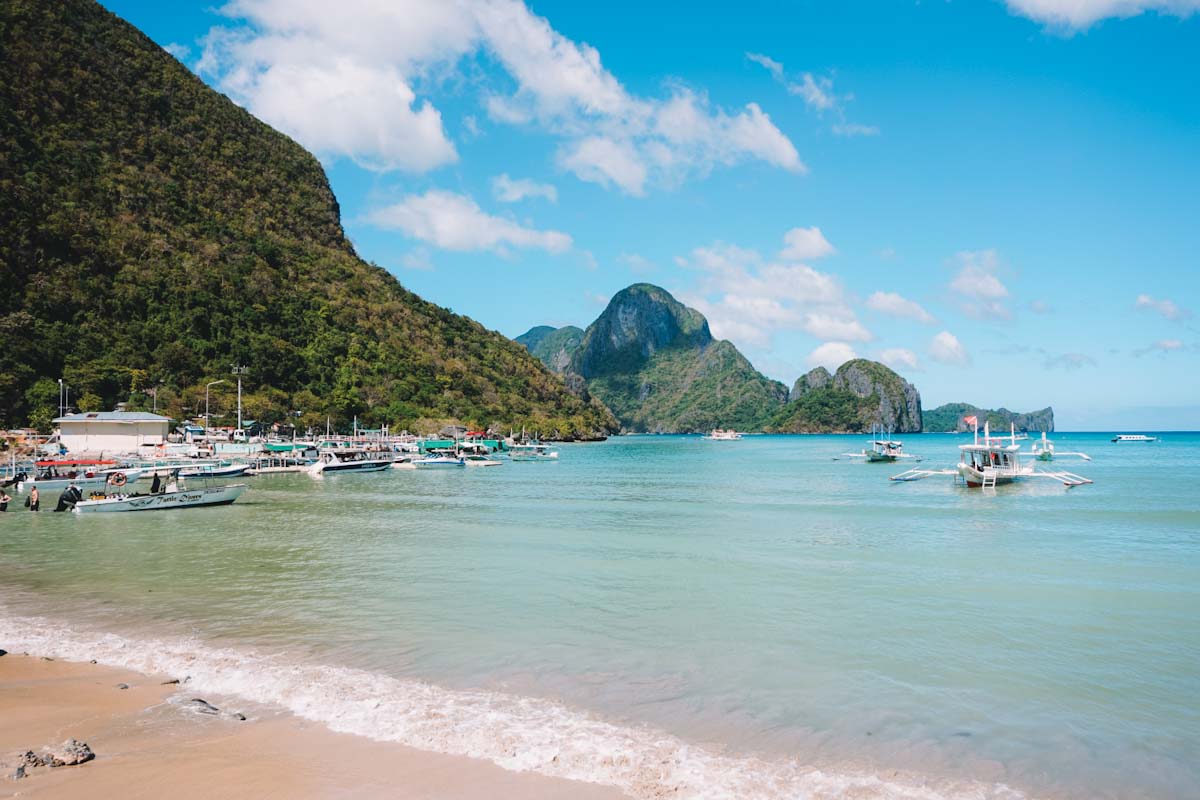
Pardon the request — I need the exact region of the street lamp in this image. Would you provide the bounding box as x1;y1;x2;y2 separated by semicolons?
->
205;380;226;433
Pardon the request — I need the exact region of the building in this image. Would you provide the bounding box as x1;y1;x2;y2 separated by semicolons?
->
53;411;171;455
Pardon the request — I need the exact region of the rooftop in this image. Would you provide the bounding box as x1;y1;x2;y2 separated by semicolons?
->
54;411;171;423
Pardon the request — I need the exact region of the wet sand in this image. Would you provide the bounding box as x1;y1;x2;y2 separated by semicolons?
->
0;652;626;799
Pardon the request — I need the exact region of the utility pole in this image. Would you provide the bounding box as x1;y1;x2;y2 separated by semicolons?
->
58;378;64;418
232;365;249;430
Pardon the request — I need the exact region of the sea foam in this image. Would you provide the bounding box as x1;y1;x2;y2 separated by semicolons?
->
0;612;1027;800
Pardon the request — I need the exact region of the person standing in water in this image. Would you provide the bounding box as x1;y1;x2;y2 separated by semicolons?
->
0;491;10;511
28;485;40;511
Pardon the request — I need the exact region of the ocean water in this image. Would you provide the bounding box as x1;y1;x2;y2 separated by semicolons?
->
1;433;1198;799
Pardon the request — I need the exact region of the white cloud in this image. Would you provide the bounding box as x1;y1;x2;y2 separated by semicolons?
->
879;348;921;372
1044;352;1096;370
802;312;872;342
949;249;1012;320
866;291;935;324
746;52;879;136
1135;338;1186;356
399;247;434;271
1135;293;1190;321
366;189;571;254
199;2;804;191
930;331;970;365
164;42;191;60
807;342;857;371
492;173;558;203
1005;0;1200;30
832;122;880;137
790;73;836;111
778;226;835;260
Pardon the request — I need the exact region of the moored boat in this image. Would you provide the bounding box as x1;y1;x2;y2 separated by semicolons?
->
1111;434;1157;443
177;463;251;479
10;460;144;494
413;452;466;468
509;442;559;461
308;449;394;475
703;429;742;441
72;482;247;513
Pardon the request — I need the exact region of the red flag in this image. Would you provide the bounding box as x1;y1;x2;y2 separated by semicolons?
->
964;415;978;426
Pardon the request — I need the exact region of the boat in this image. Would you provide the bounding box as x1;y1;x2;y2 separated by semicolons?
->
842;425;920;462
1112;434;1157;443
72;482;247;513
703;429;742;441
461;454;502;467
1029;432;1091;462
413;451;466;468
509;442;559;461
10;460;145;494
307;449;394;475
177;462;251;479
891;421;1092;488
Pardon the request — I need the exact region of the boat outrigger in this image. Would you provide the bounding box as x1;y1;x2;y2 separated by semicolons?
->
891;421;1092;488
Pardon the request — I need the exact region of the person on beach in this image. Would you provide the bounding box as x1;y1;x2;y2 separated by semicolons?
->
28;485;40;511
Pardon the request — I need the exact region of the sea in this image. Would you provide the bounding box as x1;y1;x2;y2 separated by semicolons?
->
1;432;1197;799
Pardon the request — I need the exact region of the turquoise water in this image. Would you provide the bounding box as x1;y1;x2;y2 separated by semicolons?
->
1;433;1197;798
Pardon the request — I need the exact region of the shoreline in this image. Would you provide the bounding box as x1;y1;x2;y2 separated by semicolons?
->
0;652;624;799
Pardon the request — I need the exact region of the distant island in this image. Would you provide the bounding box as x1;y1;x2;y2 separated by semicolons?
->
923;403;1054;433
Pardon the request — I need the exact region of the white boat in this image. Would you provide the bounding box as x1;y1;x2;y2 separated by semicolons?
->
72;483;247;513
10;461;145;494
462;454;502;467
413;453;466;468
509;442;559;461
842;425;920;462
177;463;250;478
703;429;742;441
1030;432;1091;462
891;421;1092;489
1112;434;1157;443
307;449;394;475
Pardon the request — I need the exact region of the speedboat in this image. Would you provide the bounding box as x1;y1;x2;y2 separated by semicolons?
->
177;462;250;478
307;449;394;475
1112;434;1157;443
461;454;502;467
73;482;247;513
509;442;559;461
703;429;742;440
413;452;466;468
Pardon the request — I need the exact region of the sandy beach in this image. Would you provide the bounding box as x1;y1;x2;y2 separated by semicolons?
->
0;652;625;799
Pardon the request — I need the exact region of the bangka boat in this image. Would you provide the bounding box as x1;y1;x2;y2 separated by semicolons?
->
1029;432;1091;462
703;429;743;441
891;421;1092;488
509;442;559;461
11;460;145;494
307;449;394;475
842;425;920;462
1112;434;1157;443
72;482;247;513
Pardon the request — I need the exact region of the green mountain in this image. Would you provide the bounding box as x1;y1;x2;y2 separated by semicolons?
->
769;360;923;433
0;0;616;438
923;403;1054;433
561;284;789;433
514;325;584;374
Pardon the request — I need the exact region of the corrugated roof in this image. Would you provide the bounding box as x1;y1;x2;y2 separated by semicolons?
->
53;412;171;423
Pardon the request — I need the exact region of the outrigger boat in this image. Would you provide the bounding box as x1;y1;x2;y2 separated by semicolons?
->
1029;432;1091;463
891;421;1092;488
8;460;144;494
72;477;247;513
703;429;742;441
842;425;920;463
509;442;559;461
307;449;394;475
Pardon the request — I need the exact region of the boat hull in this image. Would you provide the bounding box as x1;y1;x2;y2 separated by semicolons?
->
72;484;247;513
310;461;393;475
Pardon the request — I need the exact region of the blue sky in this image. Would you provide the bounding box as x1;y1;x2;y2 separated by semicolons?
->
100;0;1200;429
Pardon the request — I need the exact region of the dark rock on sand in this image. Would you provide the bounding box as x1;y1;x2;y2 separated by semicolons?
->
190;698;220;715
41;656;54;661
0;648;7;657
161;679;180;685
116;683;129;690
46;739;95;767
230;712;246;721
11;765;25;780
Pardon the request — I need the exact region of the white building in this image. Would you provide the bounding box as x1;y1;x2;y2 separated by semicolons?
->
53;411;171;455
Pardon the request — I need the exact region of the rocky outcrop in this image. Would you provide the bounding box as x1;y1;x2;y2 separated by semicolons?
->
515;325;584;374
772;359;923;433
564;284;788;432
923;404;1054;433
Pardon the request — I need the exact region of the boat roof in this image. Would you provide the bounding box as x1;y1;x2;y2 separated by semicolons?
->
35;459;117;467
54;411;171;423
959;441;1021;452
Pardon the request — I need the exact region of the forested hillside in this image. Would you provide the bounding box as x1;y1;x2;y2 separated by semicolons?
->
0;0;615;437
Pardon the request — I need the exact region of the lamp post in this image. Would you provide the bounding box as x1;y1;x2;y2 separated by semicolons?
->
231;365;248;430
58;378;64;418
205;380;226;433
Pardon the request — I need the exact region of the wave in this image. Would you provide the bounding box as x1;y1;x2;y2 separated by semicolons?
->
0;612;1026;800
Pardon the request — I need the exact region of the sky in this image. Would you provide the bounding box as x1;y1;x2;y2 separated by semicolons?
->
99;0;1200;429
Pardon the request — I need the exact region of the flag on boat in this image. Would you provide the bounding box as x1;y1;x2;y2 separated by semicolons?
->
964;415;978;426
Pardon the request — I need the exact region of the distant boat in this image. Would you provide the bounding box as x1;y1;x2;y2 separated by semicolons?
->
413;452;466;468
1030;432;1091;462
703;429;742;441
462;454;502;467
509;442;559;461
11;460;144;494
177;463;250;479
843;425;920;462
308;449;394;475
72;482;247;513
1112;434;1157;443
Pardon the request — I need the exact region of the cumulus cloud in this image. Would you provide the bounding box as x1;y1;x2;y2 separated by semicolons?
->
948;249;1012;320
779;226;835;260
1004;0;1200;30
1044;352;1097;370
199;2;805;191
866;291;935;324
675;230;868;352
746;52;879;136
366;189;571;254
164;42;191;60
807;342;858;371
930;331;970;365
492;173;557;203
1135;293;1190;321
879;348;921;372
1134;338;1186;356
